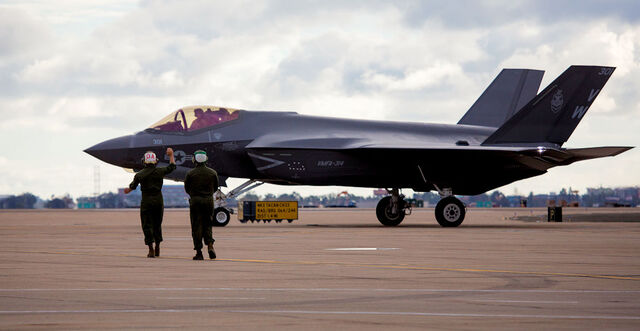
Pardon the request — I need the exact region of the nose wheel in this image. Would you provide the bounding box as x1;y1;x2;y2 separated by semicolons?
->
213;207;230;227
435;196;465;227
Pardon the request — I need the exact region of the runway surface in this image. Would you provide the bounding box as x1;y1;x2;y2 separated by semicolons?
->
0;208;639;330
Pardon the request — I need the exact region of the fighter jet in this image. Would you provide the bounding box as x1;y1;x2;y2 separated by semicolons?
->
85;65;632;227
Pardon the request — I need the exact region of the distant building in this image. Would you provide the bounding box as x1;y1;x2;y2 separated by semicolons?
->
76;197;97;209
373;189;387;196
162;185;189;207
117;185;189;208
583;186;639;207
118;187;140;207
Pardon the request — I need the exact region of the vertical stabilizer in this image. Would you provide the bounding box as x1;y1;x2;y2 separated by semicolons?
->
482;66;615;146
458;69;544;127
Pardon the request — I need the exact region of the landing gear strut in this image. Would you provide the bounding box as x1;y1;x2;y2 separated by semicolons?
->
417;166;465;227
376;188;411;226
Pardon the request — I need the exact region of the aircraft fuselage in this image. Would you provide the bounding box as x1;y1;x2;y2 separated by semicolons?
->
86;111;550;195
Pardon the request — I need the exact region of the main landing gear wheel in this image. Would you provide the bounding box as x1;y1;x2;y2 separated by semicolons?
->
376;196;405;226
435;196;465;227
213;207;230;227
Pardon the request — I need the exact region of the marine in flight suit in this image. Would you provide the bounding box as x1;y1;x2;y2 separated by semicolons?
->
184;150;219;260
125;148;176;258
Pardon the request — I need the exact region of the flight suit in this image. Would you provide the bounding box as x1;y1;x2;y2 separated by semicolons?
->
129;163;176;245
184;163;219;251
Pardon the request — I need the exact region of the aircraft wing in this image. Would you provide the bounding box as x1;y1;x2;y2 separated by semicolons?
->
246;132;489;150
246;135;371;149
247;134;632;167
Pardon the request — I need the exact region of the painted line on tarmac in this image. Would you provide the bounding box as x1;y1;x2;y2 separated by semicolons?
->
3;249;640;281
157;297;265;300
0;287;639;293
0;308;639;320
469;299;579;304
325;248;400;251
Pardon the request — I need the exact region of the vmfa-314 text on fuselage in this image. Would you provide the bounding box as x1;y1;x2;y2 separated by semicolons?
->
85;65;632;227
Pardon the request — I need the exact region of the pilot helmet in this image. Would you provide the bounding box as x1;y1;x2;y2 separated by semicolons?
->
194;150;207;163
143;151;157;164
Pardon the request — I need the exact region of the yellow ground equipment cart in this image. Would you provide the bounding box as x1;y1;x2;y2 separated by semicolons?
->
238;201;299;223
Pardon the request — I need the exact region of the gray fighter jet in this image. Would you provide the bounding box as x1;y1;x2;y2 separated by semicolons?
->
85;65;632;227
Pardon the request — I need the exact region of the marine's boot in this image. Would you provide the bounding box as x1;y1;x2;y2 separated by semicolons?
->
193;250;204;260
154;243;160;257
147;244;155;258
207;243;216;260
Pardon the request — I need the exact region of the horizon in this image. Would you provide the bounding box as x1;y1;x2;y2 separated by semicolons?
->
5;184;638;202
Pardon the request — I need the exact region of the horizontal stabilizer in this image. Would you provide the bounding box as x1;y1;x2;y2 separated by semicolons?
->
458;69;544;127
560;146;633;164
521;146;633;165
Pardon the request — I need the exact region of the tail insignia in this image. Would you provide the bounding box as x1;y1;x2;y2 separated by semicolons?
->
550;89;564;113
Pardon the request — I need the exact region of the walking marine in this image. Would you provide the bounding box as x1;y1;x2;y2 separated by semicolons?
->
125;148;176;258
185;150;219;260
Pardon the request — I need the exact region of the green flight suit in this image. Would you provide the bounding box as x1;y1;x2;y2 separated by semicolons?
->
184;163;219;250
129;163;176;245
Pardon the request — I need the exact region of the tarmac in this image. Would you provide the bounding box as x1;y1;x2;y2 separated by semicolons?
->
0;207;639;330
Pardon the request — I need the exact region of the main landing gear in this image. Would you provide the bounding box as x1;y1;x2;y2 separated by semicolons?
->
435;196;465;227
376;188;412;226
433;186;465;227
375;186;466;227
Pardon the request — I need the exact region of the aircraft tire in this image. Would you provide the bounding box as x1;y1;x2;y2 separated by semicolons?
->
213;207;231;227
376;196;405;226
435;197;465;227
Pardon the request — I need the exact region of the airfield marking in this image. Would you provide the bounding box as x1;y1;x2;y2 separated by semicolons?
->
325;248;400;251
0;308;639;320
469;299;580;304
0;288;639;293
157;297;265;300
2;249;640;281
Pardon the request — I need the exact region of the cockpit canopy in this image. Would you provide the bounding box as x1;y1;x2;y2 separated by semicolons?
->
148;106;241;132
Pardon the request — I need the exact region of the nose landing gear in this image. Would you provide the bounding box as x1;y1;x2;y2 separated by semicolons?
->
213;179;264;227
213;207;231;227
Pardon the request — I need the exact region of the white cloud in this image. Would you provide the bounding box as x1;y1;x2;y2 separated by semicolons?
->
0;1;638;200
361;63;464;91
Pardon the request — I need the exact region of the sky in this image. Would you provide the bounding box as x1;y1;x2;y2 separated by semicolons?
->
0;0;638;199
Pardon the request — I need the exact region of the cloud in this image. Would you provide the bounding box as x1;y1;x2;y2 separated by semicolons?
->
0;1;638;199
402;0;640;28
0;7;52;58
361;62;465;91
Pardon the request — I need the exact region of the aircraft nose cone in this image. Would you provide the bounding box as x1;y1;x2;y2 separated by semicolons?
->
84;135;132;166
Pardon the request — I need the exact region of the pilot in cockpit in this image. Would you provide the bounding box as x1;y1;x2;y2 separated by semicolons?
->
190;108;208;130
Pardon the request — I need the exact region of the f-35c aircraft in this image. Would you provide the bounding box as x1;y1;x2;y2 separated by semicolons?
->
85;65;632;227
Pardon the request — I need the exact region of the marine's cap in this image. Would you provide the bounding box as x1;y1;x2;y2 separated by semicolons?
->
194;150;207;163
144;151;157;164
